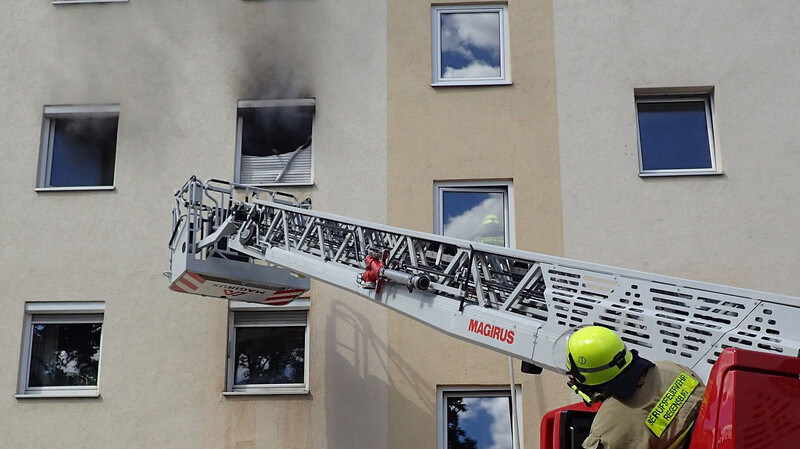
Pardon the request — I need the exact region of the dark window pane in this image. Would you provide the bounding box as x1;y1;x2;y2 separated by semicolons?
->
28;323;102;387
234;326;305;385
442;191;505;246
50;117;118;187
637;100;712;171
240;106;313;158
446;395;513;449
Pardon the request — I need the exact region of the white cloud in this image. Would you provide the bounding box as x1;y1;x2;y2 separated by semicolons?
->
443;60;501;78
444;196;504;241
485;397;513;449
462;396;514;449
441;12;501;56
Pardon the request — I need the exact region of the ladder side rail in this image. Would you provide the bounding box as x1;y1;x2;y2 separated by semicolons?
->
251;198;800;308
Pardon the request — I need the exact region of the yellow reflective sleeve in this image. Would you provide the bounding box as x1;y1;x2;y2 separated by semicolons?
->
644;372;699;437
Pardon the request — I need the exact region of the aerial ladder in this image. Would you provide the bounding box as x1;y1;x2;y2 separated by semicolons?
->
168;177;800;383
168;177;800;448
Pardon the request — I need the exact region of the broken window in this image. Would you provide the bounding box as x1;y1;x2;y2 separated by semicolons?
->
235;99;315;186
37;105;119;190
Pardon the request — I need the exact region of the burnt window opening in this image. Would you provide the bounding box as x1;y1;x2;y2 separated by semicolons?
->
236;99;315;186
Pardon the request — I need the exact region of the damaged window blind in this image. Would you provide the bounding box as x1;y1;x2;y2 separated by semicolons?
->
237;99;315;185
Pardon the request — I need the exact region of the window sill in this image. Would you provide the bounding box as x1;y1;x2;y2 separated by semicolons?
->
431;80;513;87
235;182;314;188
639;170;724;178
53;0;127;4
35;186;116;192
223;388;309;396
15;391;100;399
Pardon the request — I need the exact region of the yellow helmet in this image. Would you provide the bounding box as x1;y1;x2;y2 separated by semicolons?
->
566;326;633;387
482;214;500;226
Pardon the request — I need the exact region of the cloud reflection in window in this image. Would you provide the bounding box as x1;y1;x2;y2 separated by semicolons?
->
440;11;501;79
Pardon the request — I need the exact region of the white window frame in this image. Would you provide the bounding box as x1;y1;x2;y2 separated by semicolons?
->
16;302;105;399
434;181;515;248
431;5;511;87
635;92;720;177
436;385;523;449
234;98;316;187
224;299;310;395
36;104;120;192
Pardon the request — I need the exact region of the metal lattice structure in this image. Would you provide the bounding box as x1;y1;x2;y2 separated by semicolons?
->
169;178;800;381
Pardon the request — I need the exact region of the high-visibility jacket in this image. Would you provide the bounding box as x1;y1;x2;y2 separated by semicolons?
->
582;361;706;449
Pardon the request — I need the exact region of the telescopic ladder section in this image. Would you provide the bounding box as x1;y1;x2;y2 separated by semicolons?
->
169;178;800;381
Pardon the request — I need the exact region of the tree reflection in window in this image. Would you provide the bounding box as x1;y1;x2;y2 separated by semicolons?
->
448;397;479;449
445;393;513;449
28;323;102;387
234;326;305;385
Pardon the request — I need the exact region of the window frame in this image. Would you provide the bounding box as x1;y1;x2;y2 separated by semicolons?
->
635;92;720;177
434;181;515;248
224;299;311;396
36;104;120;192
436;385;523;449
234;98;316;187
16;302;105;399
431;4;512;87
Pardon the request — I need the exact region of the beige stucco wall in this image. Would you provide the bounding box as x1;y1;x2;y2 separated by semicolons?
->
386;1;572;448
553;1;800;296
0;1;386;448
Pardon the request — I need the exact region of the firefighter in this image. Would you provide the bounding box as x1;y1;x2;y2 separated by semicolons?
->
565;326;706;449
475;213;505;246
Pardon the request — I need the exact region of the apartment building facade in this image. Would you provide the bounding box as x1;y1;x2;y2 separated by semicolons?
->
1;1;389;448
2;1;799;448
386;1;800;448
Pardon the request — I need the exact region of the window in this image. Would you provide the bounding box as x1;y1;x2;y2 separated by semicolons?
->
36;105;119;190
431;5;511;86
636;93;719;176
225;299;310;395
434;182;513;247
438;387;522;449
235;99;315;186
17;302;104;398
